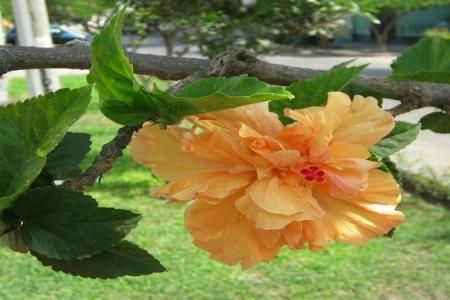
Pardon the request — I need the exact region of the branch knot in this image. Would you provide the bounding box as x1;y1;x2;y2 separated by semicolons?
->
209;47;257;77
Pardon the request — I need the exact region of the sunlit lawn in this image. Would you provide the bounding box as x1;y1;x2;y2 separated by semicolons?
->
1;76;449;299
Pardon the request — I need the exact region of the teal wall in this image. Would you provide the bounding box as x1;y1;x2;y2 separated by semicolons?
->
352;5;450;41
396;6;450;37
353;15;371;36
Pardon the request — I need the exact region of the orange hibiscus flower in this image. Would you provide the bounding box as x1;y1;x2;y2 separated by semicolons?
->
130;92;404;268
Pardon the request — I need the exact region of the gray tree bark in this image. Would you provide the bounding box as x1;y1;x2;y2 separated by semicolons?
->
1;46;449;112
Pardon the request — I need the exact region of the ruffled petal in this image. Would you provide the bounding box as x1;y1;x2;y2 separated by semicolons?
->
235;193;306;230
259;150;303;169
197;102;283;136
249;177;325;217
332;95;394;147
282;222;304;250
182;129;250;172
239;123;284;153
301;184;404;249
284;107;341;135
328;141;371;160
185;195;240;240
154;172;254;202
130;124;223;180
360;169;401;205
185;197;283;269
325;92;351;116
323;158;379;199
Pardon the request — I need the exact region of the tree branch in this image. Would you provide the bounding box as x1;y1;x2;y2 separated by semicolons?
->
63;125;140;192
388;94;423;116
1;45;449;112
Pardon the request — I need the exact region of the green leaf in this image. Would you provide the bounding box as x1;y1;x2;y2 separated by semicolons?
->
379;157;401;184
33;241;166;279
11;187;141;259
45;132;92;179
0;87;91;211
370;121;421;158
390;37;450;84
369;153;401;184
87;4;157;125
420;112;450;134
269;64;367;124
150;76;169;91
329;59;357;70
155;75;293;126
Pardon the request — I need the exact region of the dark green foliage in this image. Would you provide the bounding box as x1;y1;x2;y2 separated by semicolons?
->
390;37;450;84
0;87;91;211
33;241;166;279
420;112;450;134
11;187;141;259
45;132;91;179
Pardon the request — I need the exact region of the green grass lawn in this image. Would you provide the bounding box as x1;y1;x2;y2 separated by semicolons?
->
1;76;449;300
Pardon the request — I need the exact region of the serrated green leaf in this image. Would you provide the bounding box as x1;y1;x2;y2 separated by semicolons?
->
45;132;92;179
0;87;91;211
11;187;141;259
269;64;367;124
420;112;450;134
155;75;293;126
370;121;421;158
33;240;166;279
390;37;450;84
87;4;157;125
330;59;357;70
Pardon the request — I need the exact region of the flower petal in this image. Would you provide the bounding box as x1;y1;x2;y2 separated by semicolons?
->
360;169;401;205
130;124;223;180
198;102;283;136
236;193;306;230
239;123;283;153
185;195;241;240
284;107;341;143
282;222;304;250
186;197;283;269
155;172;254;202
301;190;404;249
329;141;371;160
184;129;250;171
333;95;394;147
249;178;325;217
324;158;379;199
326;92;351;116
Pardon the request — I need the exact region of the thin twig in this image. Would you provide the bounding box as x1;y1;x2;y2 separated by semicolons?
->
63;125;140;192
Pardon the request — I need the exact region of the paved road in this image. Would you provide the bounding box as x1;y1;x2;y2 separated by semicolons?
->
2;41;449;176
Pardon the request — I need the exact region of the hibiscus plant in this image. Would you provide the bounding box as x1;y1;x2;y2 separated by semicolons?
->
0;3;448;279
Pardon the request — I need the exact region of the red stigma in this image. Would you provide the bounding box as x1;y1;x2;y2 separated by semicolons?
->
300;166;325;183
